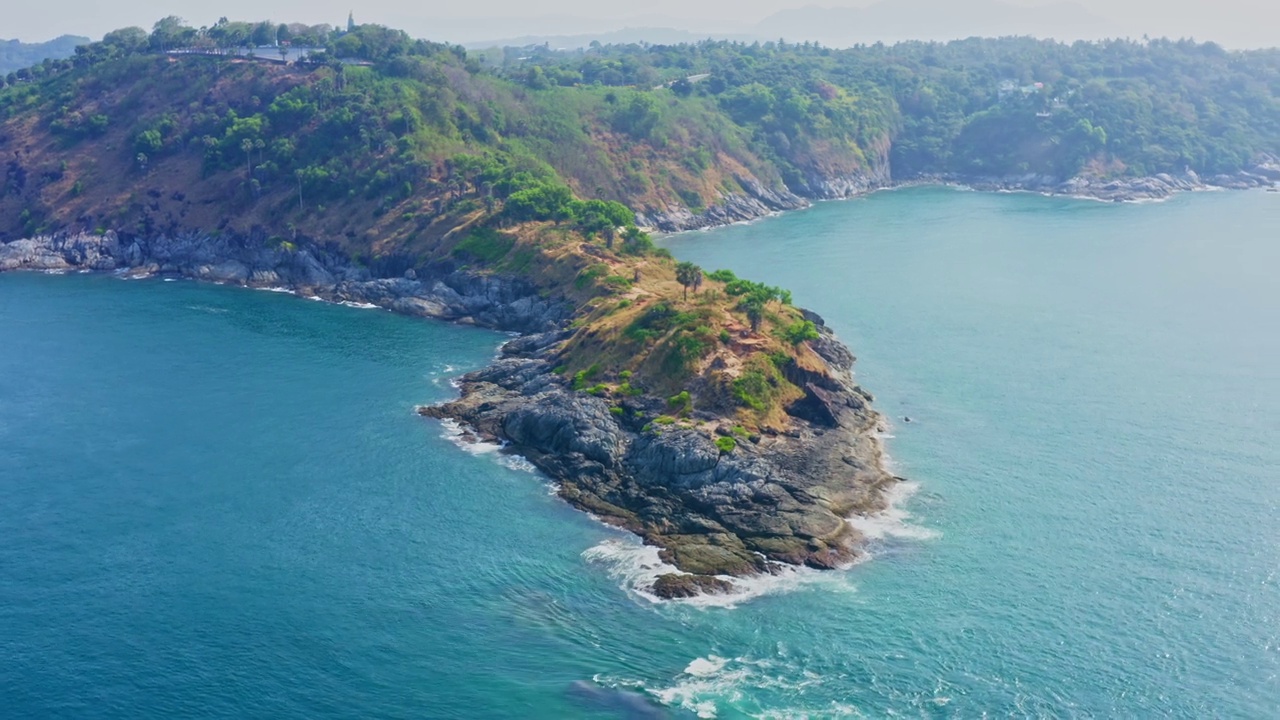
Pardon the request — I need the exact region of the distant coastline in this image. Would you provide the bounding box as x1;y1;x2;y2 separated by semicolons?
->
642;165;1280;234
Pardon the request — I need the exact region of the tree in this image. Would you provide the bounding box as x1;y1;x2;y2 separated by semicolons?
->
743;298;765;334
675;262;702;301
150;16;189;51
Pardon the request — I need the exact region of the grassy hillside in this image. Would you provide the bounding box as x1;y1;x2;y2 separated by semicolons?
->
6;21;1278;251
439;221;836;431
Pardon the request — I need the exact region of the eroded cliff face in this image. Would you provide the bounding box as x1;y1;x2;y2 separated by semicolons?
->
420;317;897;599
635;134;895;232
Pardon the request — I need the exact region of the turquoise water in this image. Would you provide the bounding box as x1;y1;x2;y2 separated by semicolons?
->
2;188;1278;718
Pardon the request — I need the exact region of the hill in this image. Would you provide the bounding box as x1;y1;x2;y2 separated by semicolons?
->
0;35;91;75
4;21;1280;245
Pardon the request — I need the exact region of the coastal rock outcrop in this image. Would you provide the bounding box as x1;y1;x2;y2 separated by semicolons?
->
910;159;1280;202
0;230;570;333
419;318;897;598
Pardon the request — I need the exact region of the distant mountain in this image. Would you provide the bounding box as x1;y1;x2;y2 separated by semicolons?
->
0;35;90;74
454;1;1110;51
464;27;753;50
759;0;1109;45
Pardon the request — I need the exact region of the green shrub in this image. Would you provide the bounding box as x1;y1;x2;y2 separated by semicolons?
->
574;263;611;291
602;275;633;292
571;363;602;390
715;436;737;454
453;227;515;263
782;320;820;345
668;390;692;414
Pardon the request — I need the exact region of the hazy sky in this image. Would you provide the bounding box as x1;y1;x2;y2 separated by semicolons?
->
5;0;1278;48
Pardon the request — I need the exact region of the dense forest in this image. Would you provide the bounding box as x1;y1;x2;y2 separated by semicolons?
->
504;37;1280;179
2;18;1279;247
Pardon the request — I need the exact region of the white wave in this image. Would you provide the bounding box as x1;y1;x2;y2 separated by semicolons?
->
642;653;837;719
305;295;323;301
581;537;856;610
163;278;177;282
339;300;380;310
847;480;938;542
437;418;502;456
685;656;729;677
497;453;539;474
256;286;295;294
436;418;543;478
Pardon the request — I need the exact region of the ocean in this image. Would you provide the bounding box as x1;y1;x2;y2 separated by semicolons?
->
1;187;1277;717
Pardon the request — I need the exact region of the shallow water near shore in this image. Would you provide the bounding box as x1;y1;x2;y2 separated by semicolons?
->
2;187;1278;717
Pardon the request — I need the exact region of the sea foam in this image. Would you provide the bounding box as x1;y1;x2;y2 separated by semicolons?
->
846;480;939;542
637;653;840;719
436;418;543;476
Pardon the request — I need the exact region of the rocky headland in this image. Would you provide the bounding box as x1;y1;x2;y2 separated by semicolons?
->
419;317;895;599
0;227;899;599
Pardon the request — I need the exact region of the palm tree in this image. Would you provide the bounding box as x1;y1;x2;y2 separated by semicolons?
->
241;138;254;179
675;261;702;301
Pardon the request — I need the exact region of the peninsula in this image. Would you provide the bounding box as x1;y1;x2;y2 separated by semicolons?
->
4;19;1280;596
